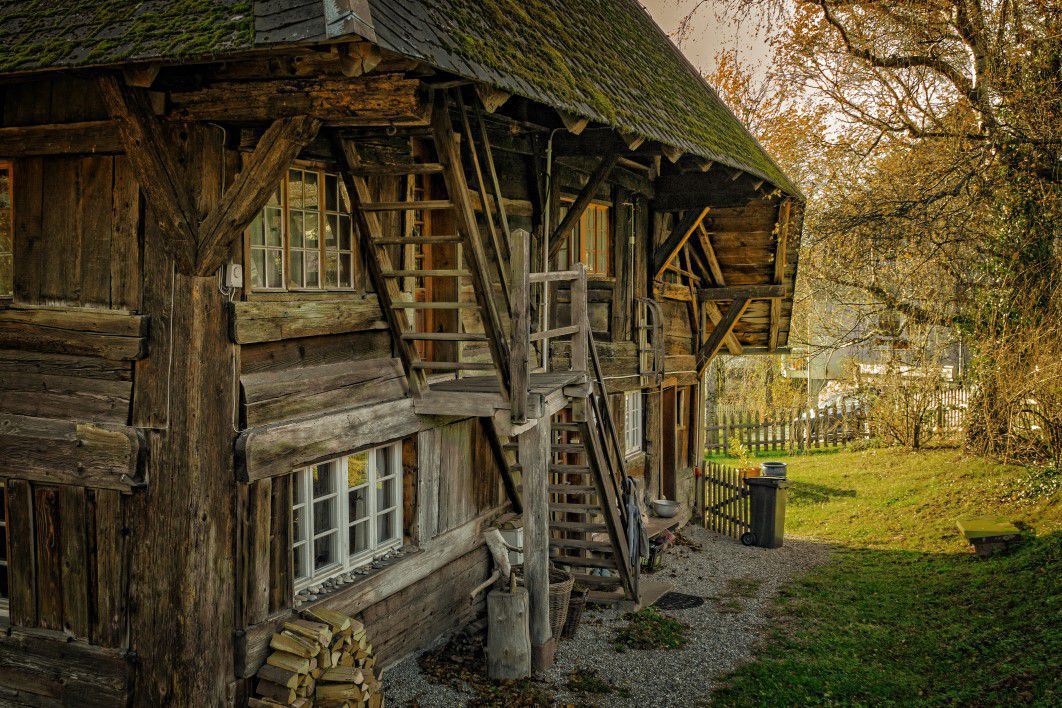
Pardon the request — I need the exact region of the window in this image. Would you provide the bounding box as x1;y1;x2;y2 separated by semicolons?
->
557;201;611;276
0;481;8;615
291;443;402;589
0;162;12;297
624;390;643;456
248;167;356;291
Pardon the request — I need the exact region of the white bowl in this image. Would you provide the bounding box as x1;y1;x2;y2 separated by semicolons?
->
651;499;679;518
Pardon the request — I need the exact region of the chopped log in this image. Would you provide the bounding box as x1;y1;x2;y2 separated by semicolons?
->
256;679;296;704
266;651;311;674
320;666;364;684
256;664;301;689
269;632;318;659
282;619;333;647
487;587;531;680
302;607;353;633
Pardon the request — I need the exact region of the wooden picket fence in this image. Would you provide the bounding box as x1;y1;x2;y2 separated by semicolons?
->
703;461;751;540
705;387;971;455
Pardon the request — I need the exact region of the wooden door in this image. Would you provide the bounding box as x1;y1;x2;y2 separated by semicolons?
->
661;386;677;500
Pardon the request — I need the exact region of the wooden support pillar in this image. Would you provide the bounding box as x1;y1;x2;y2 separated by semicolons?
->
127;125;236;704
518;415;554;670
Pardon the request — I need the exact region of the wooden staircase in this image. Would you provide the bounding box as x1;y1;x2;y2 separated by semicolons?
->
333;92;512;402
548;394;638;602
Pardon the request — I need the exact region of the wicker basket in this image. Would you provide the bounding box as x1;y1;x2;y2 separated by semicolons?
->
513;565;575;639
560;587;588;639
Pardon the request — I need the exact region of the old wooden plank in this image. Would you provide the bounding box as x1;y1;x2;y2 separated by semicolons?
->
11;157;44;304
6;479;37;627
0;370;132;423
93;489;126;647
60;485;90;640
110;156;141;311
0;120;123;156
34;486;63;631
78;156;115;307
699;284;787;301
652;207;710;280
247;478;273;625
268;475;293;614
0;628;130;706
238;398;448;482
40;157;81;304
696;298;750;374
0;414;142;491
229;296;387;344
0;307;148;359
167;75;428;125
241;356;405;426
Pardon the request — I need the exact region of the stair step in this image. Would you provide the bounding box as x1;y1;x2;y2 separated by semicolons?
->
413;361;495;371
570;573;624;588
382;269;471;278
550;503;601;513
550;554;618;570
350;163;444;176
549;521;607;533
552;423;583;431
361;199;453;212
549;538;613;552
550;464;590;474
372;235;463;245
548;485;597;494
391;301;479;309
402;332;488;342
551;444;585;453
586;588;626;605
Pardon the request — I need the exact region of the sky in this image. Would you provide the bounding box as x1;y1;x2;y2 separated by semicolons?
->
640;0;773;78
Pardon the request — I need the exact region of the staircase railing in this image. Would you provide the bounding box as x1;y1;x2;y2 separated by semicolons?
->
510;228;589;424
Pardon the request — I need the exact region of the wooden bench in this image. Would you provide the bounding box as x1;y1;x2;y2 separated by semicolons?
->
957;516;1021;557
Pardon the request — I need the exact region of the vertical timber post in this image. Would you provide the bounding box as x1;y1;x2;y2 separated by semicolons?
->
511;228;530;424
519;415;554;670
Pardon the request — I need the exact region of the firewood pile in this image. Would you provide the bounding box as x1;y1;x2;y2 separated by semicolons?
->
249;607;383;708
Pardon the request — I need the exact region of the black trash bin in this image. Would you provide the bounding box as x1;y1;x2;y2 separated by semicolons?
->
744;476;790;548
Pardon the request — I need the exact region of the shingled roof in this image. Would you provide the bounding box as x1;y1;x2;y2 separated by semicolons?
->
0;0;798;195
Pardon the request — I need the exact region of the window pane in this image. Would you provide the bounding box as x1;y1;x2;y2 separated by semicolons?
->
265;208;283;247
290;252;304;287
266;249;283;288
288;170;303;209
347;452;369;488
311;465;334;497
250;250;265;289
267;184;281;207
377;511;396;544
313;533;336;571
349;486;368;522
349;521;369;556
313;498;335;535
325;252;338;288
377;477;395;510
289;212;304;248
340;253;353;288
303;171;319;208
304;214;319;248
325;215;338;248
249;213;264;246
304;250;320;288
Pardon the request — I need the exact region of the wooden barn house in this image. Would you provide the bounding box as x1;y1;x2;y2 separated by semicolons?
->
0;0;802;704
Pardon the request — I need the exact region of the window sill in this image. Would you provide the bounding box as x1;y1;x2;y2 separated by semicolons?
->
293;543;416;607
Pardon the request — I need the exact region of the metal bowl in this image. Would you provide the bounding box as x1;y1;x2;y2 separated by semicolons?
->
651;499;679;518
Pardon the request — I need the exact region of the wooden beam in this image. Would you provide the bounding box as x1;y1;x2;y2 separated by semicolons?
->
696;297;750;374
476;84;512;113
519;417;553;668
653;171;759;211
699;284;788;301
166;74;428;125
228;296;387;344
769;199;793;351
651;207;709;280
98;75;199;273
548;149;619;258
696;223;725;285
661;143;684;163
196;115;321;274
704;302;743;356
0;307;148;360
0;121;123;156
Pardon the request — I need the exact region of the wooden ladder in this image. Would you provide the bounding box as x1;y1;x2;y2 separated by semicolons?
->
332;95;512;398
547;403;637;602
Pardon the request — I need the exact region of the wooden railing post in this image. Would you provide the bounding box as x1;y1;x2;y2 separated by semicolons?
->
571;264;588;375
511;228;530;424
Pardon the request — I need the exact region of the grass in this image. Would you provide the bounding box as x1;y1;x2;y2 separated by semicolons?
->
612;607;688;652
707;447;1061;706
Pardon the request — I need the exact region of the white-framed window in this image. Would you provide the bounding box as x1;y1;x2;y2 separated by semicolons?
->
624;390;643;456
291;443;403;589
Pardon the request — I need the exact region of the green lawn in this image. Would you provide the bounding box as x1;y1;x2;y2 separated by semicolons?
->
706;448;1061;706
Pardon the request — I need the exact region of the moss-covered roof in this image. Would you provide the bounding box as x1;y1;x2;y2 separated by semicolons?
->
0;0;798;195
369;0;797;194
0;0;254;72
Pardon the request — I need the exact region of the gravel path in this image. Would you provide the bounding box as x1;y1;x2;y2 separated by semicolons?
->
384;525;831;706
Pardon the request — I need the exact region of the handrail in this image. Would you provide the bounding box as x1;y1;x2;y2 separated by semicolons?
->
511;228;589;424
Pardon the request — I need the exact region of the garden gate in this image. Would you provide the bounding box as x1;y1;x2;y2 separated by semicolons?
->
704;461;752;542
